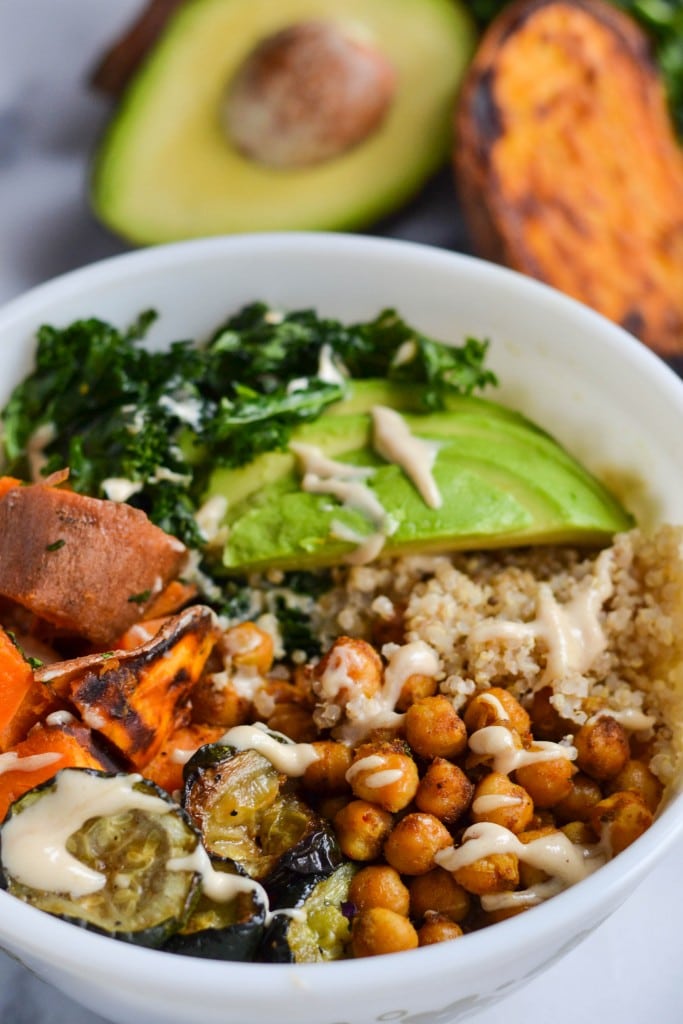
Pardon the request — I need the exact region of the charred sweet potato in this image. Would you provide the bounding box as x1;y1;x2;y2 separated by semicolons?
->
37;606;220;769
0;483;187;646
143;721;225;794
455;0;683;355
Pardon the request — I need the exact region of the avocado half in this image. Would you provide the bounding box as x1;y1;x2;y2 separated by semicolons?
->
90;0;476;243
204;381;635;573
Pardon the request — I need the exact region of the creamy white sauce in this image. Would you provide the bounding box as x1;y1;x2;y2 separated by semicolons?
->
166;841;269;907
468;725;577;775
45;710;77;727
220;722;319;776
345;754;404;790
589;707;656;732
471;794;524;815
371;405;442;510
158;394;203;430
1;772;171;897
330;520;387;566
478;692;510;722
101;477;144;503
0;751;62;776
317;344;348;386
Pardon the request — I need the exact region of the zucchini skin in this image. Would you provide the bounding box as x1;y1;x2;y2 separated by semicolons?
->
0;769;202;948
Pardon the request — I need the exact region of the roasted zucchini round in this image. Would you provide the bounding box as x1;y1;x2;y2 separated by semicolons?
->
182;743;340;883
260;861;358;963
0;768;201;947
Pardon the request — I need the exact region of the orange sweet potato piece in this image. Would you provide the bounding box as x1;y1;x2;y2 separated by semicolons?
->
0;720;118;821
0;627;59;752
0;477;20;501
455;0;683;354
143;721;225;794
36;606;219;770
0;482;187;646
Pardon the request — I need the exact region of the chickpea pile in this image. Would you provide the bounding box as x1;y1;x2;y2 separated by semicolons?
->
191;626;663;959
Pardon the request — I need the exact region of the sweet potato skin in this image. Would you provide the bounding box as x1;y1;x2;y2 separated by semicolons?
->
0;483;187;646
455;0;683;354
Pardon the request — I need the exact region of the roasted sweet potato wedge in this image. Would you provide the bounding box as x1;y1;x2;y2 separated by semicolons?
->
0;482;188;646
0;628;60;752
455;0;683;354
37;606;220;769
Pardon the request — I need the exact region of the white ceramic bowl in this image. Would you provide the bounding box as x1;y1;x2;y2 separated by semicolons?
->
0;233;682;1024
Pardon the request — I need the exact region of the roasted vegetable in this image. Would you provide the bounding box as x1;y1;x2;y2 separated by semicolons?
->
0;482;188;645
0;627;56;752
182;744;341;883
0;769;201;947
260;862;357;963
165;858;266;960
455;0;683;355
37;606;219;769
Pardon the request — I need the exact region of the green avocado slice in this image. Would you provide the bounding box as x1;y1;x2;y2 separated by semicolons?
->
90;0;476;243
204;388;634;572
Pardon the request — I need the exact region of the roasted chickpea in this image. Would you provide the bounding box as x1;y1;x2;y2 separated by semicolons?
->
404;696;467;760
514;755;575;809
471;770;534;833
348;865;410;916
383;812;453;875
607;759;663;814
333;799;393;861
589;790;654;855
409;867;470;923
223;622;274;674
516;825;558;888
314;636;382;706
347;741;419;813
396;672;438;712
453;850;519;896
417;911;463;946
463;687;531;737
302;740;353;796
553;771;604;823
560;820;598;846
574;715;630;781
266;702;317;742
529;686;571;741
350;907;418;957
415;757;474;825
190;673;251;727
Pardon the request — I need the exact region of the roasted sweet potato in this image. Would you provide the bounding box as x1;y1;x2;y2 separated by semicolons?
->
143;721;224;794
0;627;59;752
455;0;683;355
0;482;187;646
0;720;118;821
36;606;219;769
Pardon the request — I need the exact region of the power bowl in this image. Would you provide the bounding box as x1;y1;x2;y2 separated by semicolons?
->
0;233;682;1024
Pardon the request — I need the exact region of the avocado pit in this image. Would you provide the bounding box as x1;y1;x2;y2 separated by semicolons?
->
224;20;397;169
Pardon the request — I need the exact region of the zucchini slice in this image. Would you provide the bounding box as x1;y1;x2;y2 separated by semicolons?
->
260;861;358;963
182;743;341;882
0;769;201;947
165;858;266;960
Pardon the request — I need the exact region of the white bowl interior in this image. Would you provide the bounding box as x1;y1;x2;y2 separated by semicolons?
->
0;233;682;1024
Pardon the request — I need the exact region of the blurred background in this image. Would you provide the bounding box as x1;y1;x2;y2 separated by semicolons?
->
0;2;681;1022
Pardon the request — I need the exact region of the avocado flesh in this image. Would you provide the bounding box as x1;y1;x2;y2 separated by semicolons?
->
204;387;634;572
90;0;476;243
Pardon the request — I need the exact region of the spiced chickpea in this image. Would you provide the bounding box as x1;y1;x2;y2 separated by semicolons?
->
574;715;630;780
347;741;419;813
383;812;453;875
223;621;274;674
190;674;251;727
404;695;467;760
350;907;418;957
529;686;571;741
302;740;353;796
266;702;317;742
313;636;382;706
463;687;531;737
396;672;439;712
516;825;557;888
409;867;470;923
589;790;654;855
415;757;474;826
452;850;519;896
560;820;597;846
553;772;603;823
348;865;410;916
471;770;534;833
333;799;393;861
417;912;463;946
607;759;663;814
514;756;575;809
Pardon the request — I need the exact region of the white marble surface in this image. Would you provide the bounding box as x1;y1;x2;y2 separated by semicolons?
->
0;3;682;1023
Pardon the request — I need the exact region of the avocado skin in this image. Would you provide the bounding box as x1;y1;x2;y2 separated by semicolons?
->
204;382;634;572
89;0;476;243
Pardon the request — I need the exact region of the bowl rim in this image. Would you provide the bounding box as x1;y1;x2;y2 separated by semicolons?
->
1;230;682;998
